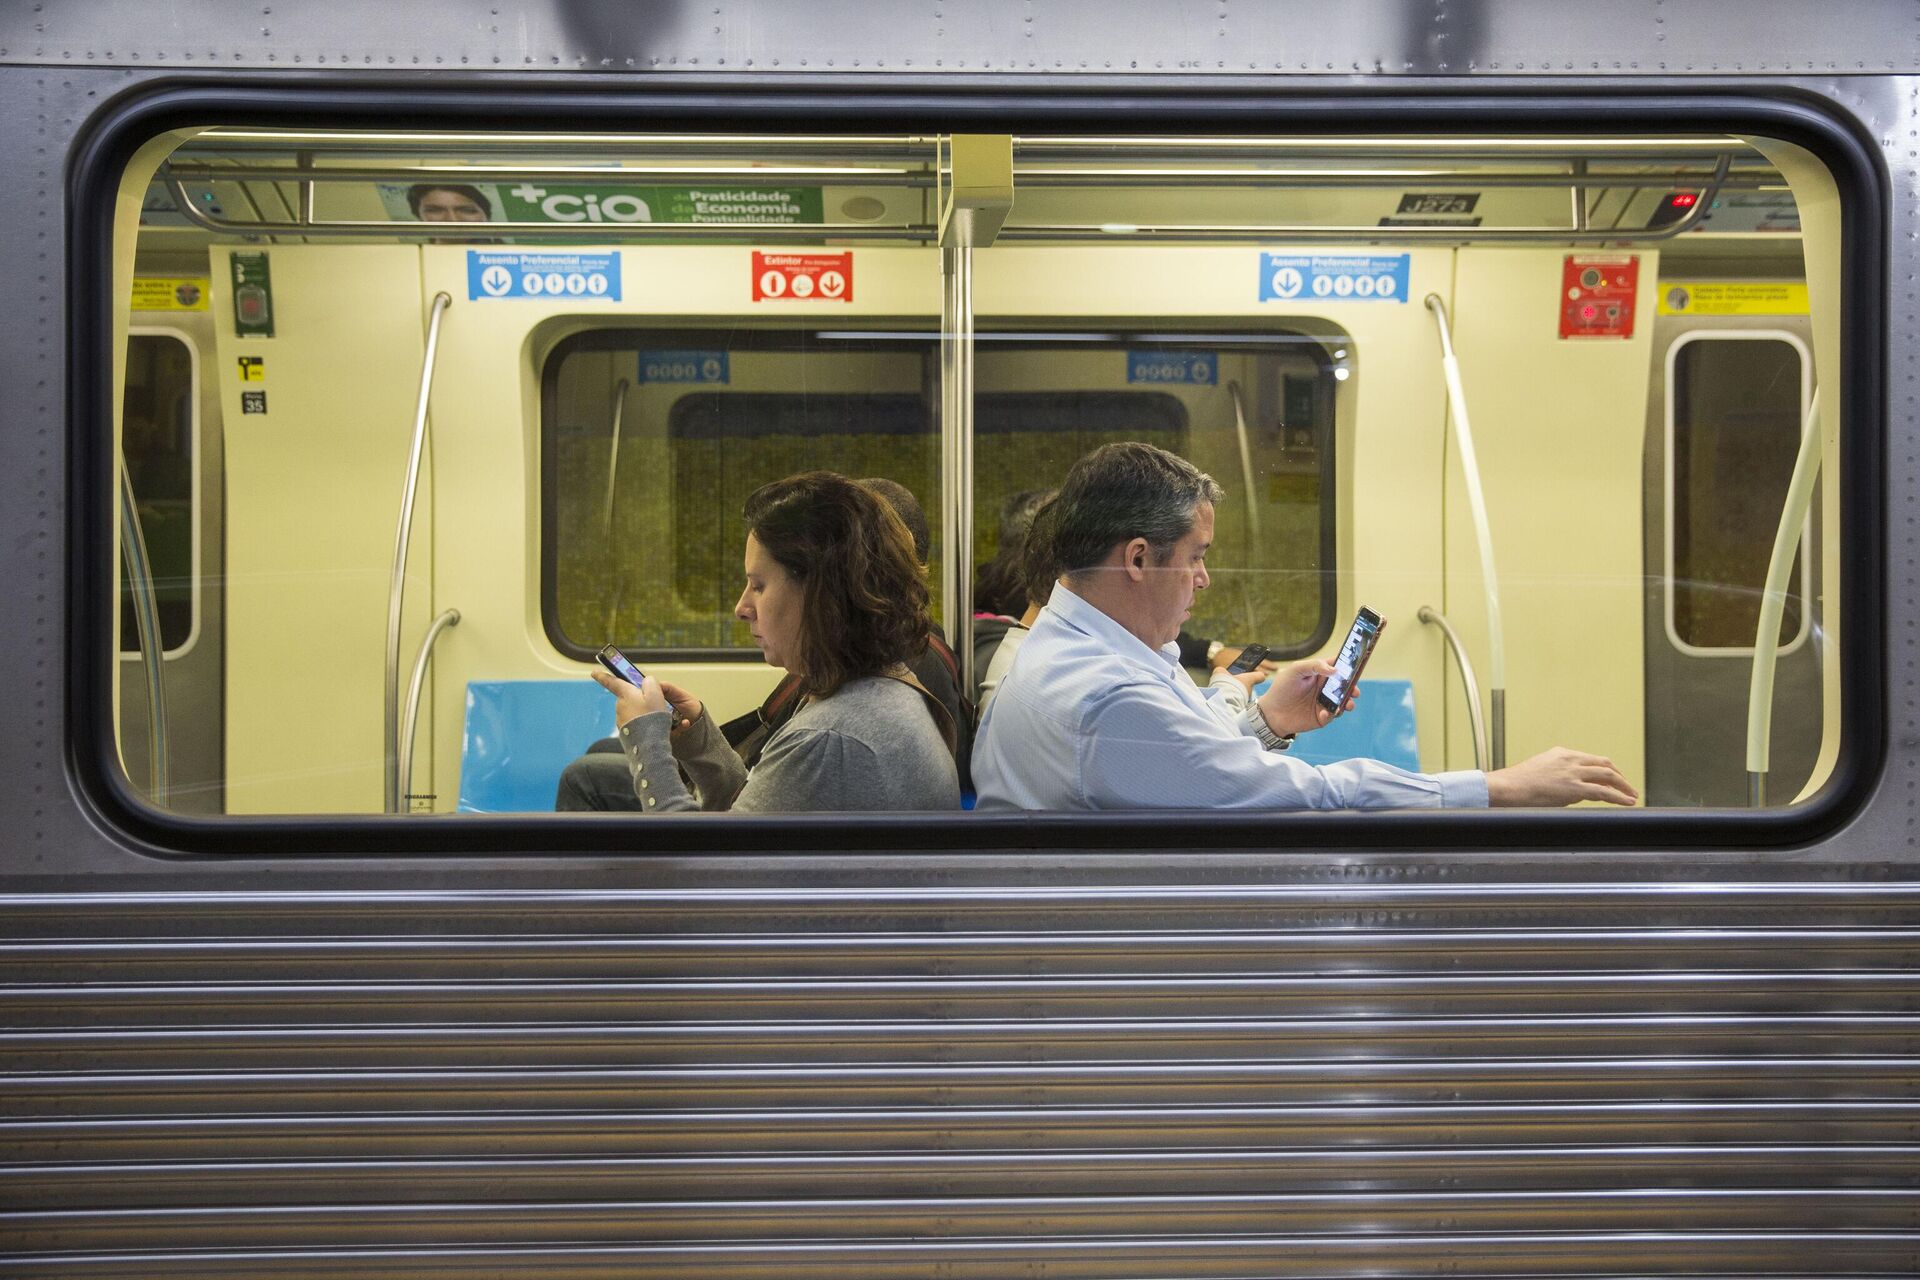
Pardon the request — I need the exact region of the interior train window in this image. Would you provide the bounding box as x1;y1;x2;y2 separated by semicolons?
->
1665;332;1813;653
118;331;198;655
94;123;1858;827
542;329;940;657
542;328;1337;660
970;333;1336;656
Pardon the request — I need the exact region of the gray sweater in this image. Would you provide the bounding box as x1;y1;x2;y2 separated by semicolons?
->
617;674;960;812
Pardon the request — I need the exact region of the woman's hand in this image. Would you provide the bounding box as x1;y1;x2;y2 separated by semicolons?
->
593;670;668;728
1254;657;1353;737
653;678;703;734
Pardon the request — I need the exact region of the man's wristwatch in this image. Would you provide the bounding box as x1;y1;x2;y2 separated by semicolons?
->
1205;639;1226;665
1244;703;1294;751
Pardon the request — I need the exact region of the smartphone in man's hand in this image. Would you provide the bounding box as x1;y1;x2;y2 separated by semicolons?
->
1317;608;1384;716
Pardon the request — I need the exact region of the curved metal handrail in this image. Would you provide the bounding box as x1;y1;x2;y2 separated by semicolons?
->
1418;606;1489;773
1745;386;1823;807
1425;293;1506;769
398;608;461;813
117;459;170;803
384;291;453;814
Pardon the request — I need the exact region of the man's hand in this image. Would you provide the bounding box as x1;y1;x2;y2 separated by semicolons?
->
1254;658;1349;736
1486;747;1638;807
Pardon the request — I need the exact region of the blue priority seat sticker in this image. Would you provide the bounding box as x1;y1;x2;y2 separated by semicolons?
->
1126;351;1218;385
1260;253;1410;303
467;250;622;301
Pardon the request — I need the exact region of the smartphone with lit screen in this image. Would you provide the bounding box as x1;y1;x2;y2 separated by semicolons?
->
1317;607;1383;716
596;644;646;688
1224;642;1270;675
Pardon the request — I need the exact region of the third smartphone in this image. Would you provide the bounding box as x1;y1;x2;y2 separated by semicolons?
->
1224;642;1270;675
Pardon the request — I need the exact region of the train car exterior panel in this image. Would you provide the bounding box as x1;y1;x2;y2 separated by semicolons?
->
2;4;1918;1276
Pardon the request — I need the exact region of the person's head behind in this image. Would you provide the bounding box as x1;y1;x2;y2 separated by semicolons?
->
856;477;930;567
1019;497;1061;614
1051;442;1223;648
738;471;930;695
975;487;1057;616
407;183;492;223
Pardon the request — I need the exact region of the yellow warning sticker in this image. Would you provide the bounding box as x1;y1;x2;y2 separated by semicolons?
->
1657;281;1809;316
131;277;210;311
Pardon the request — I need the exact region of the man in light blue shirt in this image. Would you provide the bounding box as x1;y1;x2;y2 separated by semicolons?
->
971;442;1638;812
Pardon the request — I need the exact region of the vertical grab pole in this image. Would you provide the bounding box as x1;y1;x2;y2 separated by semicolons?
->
1425;294;1507;769
118;458;170;803
384;291;453;815
940;244;976;692
936;134;1009;697
1746;387;1822;807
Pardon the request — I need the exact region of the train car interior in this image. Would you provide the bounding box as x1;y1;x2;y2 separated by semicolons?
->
108;128;1842;819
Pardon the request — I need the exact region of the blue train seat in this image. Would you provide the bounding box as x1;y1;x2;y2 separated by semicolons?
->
457;677;1422;814
1253;677;1421;772
458;680;619;813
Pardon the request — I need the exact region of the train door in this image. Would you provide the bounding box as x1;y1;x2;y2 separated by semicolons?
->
118;314;224;813
1641;280;1820;806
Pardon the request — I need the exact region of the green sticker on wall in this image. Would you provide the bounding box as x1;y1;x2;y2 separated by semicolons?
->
230;252;274;338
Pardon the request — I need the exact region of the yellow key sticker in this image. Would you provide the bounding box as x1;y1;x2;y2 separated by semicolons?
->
1657;281;1809;316
131;277;210;311
237;356;265;382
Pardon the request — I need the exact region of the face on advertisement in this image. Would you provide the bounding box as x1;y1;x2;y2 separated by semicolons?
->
411;186;491;223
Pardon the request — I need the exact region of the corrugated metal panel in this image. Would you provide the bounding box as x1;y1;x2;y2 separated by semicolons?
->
1;881;1916;1276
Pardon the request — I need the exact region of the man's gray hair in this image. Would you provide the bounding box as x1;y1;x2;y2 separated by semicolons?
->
1048;442;1224;577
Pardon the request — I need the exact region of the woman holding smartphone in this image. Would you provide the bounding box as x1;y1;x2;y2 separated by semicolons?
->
590;471;961;813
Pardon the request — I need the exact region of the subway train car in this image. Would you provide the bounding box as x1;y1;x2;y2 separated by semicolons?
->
1;2;1917;1275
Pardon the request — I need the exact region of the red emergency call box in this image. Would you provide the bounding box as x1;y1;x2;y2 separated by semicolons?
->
1560;254;1639;339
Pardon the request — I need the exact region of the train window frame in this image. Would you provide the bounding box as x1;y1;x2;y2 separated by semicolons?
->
69;84;1886;856
538;324;1340;666
1662;329;1815;659
116;326;202;662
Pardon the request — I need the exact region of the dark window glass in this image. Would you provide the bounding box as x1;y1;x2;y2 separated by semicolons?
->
119;333;195;652
973;337;1335;657
1672;337;1806;648
543;329;1336;659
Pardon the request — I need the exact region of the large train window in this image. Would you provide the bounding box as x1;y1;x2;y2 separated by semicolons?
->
88;120;1867;833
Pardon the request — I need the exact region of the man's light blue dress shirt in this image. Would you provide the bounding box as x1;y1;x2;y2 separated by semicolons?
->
971;583;1488;812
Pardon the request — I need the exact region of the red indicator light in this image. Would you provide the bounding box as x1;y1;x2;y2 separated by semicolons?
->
1581;305;1598;321
1670;192;1699;207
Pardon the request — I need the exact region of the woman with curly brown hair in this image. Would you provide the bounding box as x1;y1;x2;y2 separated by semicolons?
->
589;471;961;812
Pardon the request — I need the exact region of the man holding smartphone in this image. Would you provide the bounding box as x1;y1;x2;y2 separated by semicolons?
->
970;442;1637;812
